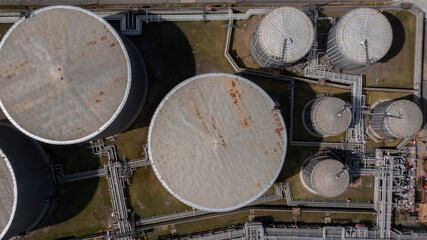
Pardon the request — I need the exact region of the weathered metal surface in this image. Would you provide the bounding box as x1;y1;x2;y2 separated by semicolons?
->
326;8;392;70
251;7;314;68
303;97;352;137
0;6;132;144
302;156;349;198
148;73;287;212
371;100;423;139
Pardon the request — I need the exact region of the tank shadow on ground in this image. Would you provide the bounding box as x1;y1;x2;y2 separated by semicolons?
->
380;11;405;63
242;75;322;182
35;178;101;229
107;20;196;131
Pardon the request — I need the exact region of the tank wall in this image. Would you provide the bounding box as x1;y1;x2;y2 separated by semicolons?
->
370;101;397;139
0;123;51;239
302;156;326;193
326;22;366;70
94;35;147;140
303;98;325;136
250;26;295;69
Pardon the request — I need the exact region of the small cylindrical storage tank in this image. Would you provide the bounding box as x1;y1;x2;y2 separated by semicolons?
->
0;123;51;240
370;100;423;139
301;155;349;198
302;96;352;137
326;8;392;70
148;73;287;212
250;7;314;69
0;5;147;145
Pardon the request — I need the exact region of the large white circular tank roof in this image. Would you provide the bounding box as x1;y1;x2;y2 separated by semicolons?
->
148;73;287;212
335;8;392;64
0;6;131;144
257;7;314;63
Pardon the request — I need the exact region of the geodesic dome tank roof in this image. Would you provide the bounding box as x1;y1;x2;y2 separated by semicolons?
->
335;8;392;64
0;5;132;144
148;73;287;212
257;7;314;63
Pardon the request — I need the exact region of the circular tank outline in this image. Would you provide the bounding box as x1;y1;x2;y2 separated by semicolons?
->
250;7;314;68
299;155;320;195
326;8;392;70
300;155;349;198
147;73;287;212
0;5;132;145
302;97;352;137
370;100;423;139
301;98;324;138
0;150;17;240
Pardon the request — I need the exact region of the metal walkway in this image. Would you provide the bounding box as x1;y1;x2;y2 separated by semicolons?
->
173;221;427;240
104;8;272;35
281;182;374;209
51;142;150;184
106;158;134;239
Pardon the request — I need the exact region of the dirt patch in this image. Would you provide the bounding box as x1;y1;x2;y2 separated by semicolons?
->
415;203;427;225
350;177;363;188
231;16;262;69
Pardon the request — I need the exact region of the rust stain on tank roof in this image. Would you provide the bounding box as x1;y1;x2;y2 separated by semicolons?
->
86;40;97;46
271;109;283;138
188;94;208;132
223;77;251;129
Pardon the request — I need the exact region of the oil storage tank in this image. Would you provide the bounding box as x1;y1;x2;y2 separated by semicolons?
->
369;100;423;139
0;123;51;240
302;96;352;137
148;73;287;212
301;155;349;198
250;7;314;69
326;8;392;70
0;5;147;145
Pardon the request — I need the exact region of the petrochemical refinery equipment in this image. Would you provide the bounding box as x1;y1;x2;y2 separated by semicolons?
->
326;8;392;70
369;100;423;139
301;154;349;198
0;5;147;145
302;96;352;137
0;123;51;240
250;7;314;69
148;73;287;212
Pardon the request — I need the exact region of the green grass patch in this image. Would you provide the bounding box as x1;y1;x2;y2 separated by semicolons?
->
364;91;412;107
364;10;416;89
129;166;190;218
175;21;234;74
263;211;375;225
0;23;12;39
114;126;148;160
26;179;111;240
